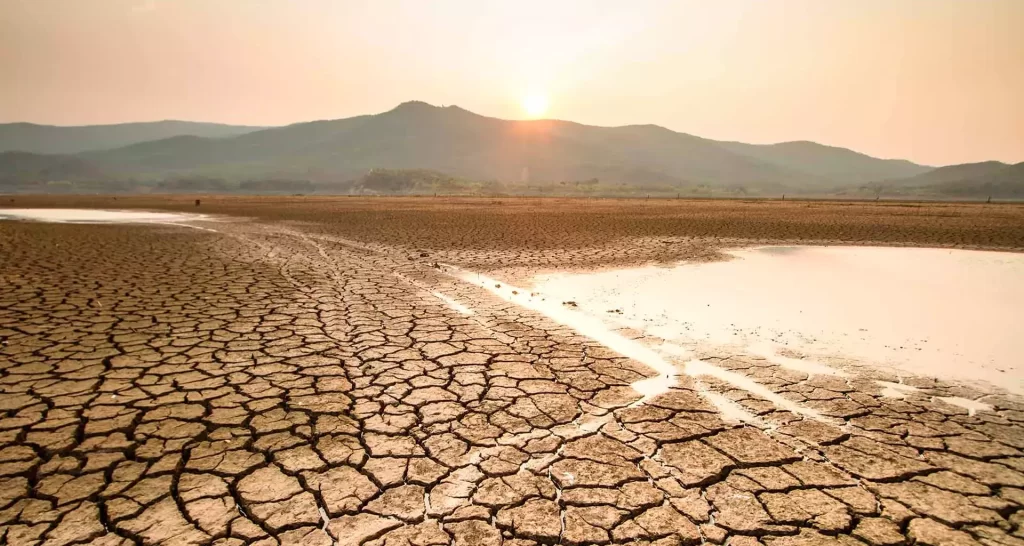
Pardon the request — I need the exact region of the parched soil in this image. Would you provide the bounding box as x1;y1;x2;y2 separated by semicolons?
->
2;196;1024;546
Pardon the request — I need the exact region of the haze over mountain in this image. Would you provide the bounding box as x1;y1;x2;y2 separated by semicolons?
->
717;140;928;185
876;161;1024;199
0;102;943;195
0;121;265;155
882;161;1011;187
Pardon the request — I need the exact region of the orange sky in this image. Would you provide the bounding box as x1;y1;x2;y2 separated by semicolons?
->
1;0;1021;166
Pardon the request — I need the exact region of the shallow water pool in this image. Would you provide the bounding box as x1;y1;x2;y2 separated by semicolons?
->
533;246;1024;392
0;208;208;224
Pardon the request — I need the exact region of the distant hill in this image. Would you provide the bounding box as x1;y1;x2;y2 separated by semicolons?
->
67;102;926;188
0;151;105;182
0;151;122;193
0;102;1013;197
881;161;1010;187
78;102;791;185
912;162;1023;198
718;140;931;185
852;161;1023;199
0;120;265;154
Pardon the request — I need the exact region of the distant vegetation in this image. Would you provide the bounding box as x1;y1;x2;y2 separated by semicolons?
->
0;102;1019;199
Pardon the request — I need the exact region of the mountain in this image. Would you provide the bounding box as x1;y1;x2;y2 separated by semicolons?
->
0;152;105;182
64;102;923;188
0;120;266;154
0;102;997;196
718;140;931;185
881;161;1009;187
932;163;1024;198
877;161;1023;198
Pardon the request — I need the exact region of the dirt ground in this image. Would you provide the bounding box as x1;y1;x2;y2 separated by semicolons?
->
2;196;1024;546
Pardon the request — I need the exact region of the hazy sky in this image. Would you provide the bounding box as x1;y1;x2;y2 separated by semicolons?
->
2;0;1022;166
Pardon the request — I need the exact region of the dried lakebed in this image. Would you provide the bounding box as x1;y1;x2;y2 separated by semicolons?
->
2;209;1024;546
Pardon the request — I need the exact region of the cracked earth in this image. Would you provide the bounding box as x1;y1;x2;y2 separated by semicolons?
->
2;198;1024;546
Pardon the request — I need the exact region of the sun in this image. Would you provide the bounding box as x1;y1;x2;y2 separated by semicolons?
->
521;92;549;119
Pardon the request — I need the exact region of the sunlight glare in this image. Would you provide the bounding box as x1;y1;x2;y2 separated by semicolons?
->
521;93;549;118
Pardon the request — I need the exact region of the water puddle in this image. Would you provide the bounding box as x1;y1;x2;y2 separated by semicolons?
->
875;381;920;399
532;246;1024;394
747;341;850;377
0;208;215;231
936;396;993;416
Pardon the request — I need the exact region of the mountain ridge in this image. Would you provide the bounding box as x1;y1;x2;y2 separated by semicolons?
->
0;120;267;155
871;161;1023;198
1;101;1015;197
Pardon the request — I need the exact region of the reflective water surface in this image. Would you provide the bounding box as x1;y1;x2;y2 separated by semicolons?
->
0;207;207;222
533;246;1024;392
0;208;207;224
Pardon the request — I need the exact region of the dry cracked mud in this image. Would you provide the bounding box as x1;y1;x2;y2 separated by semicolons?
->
2;197;1024;546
